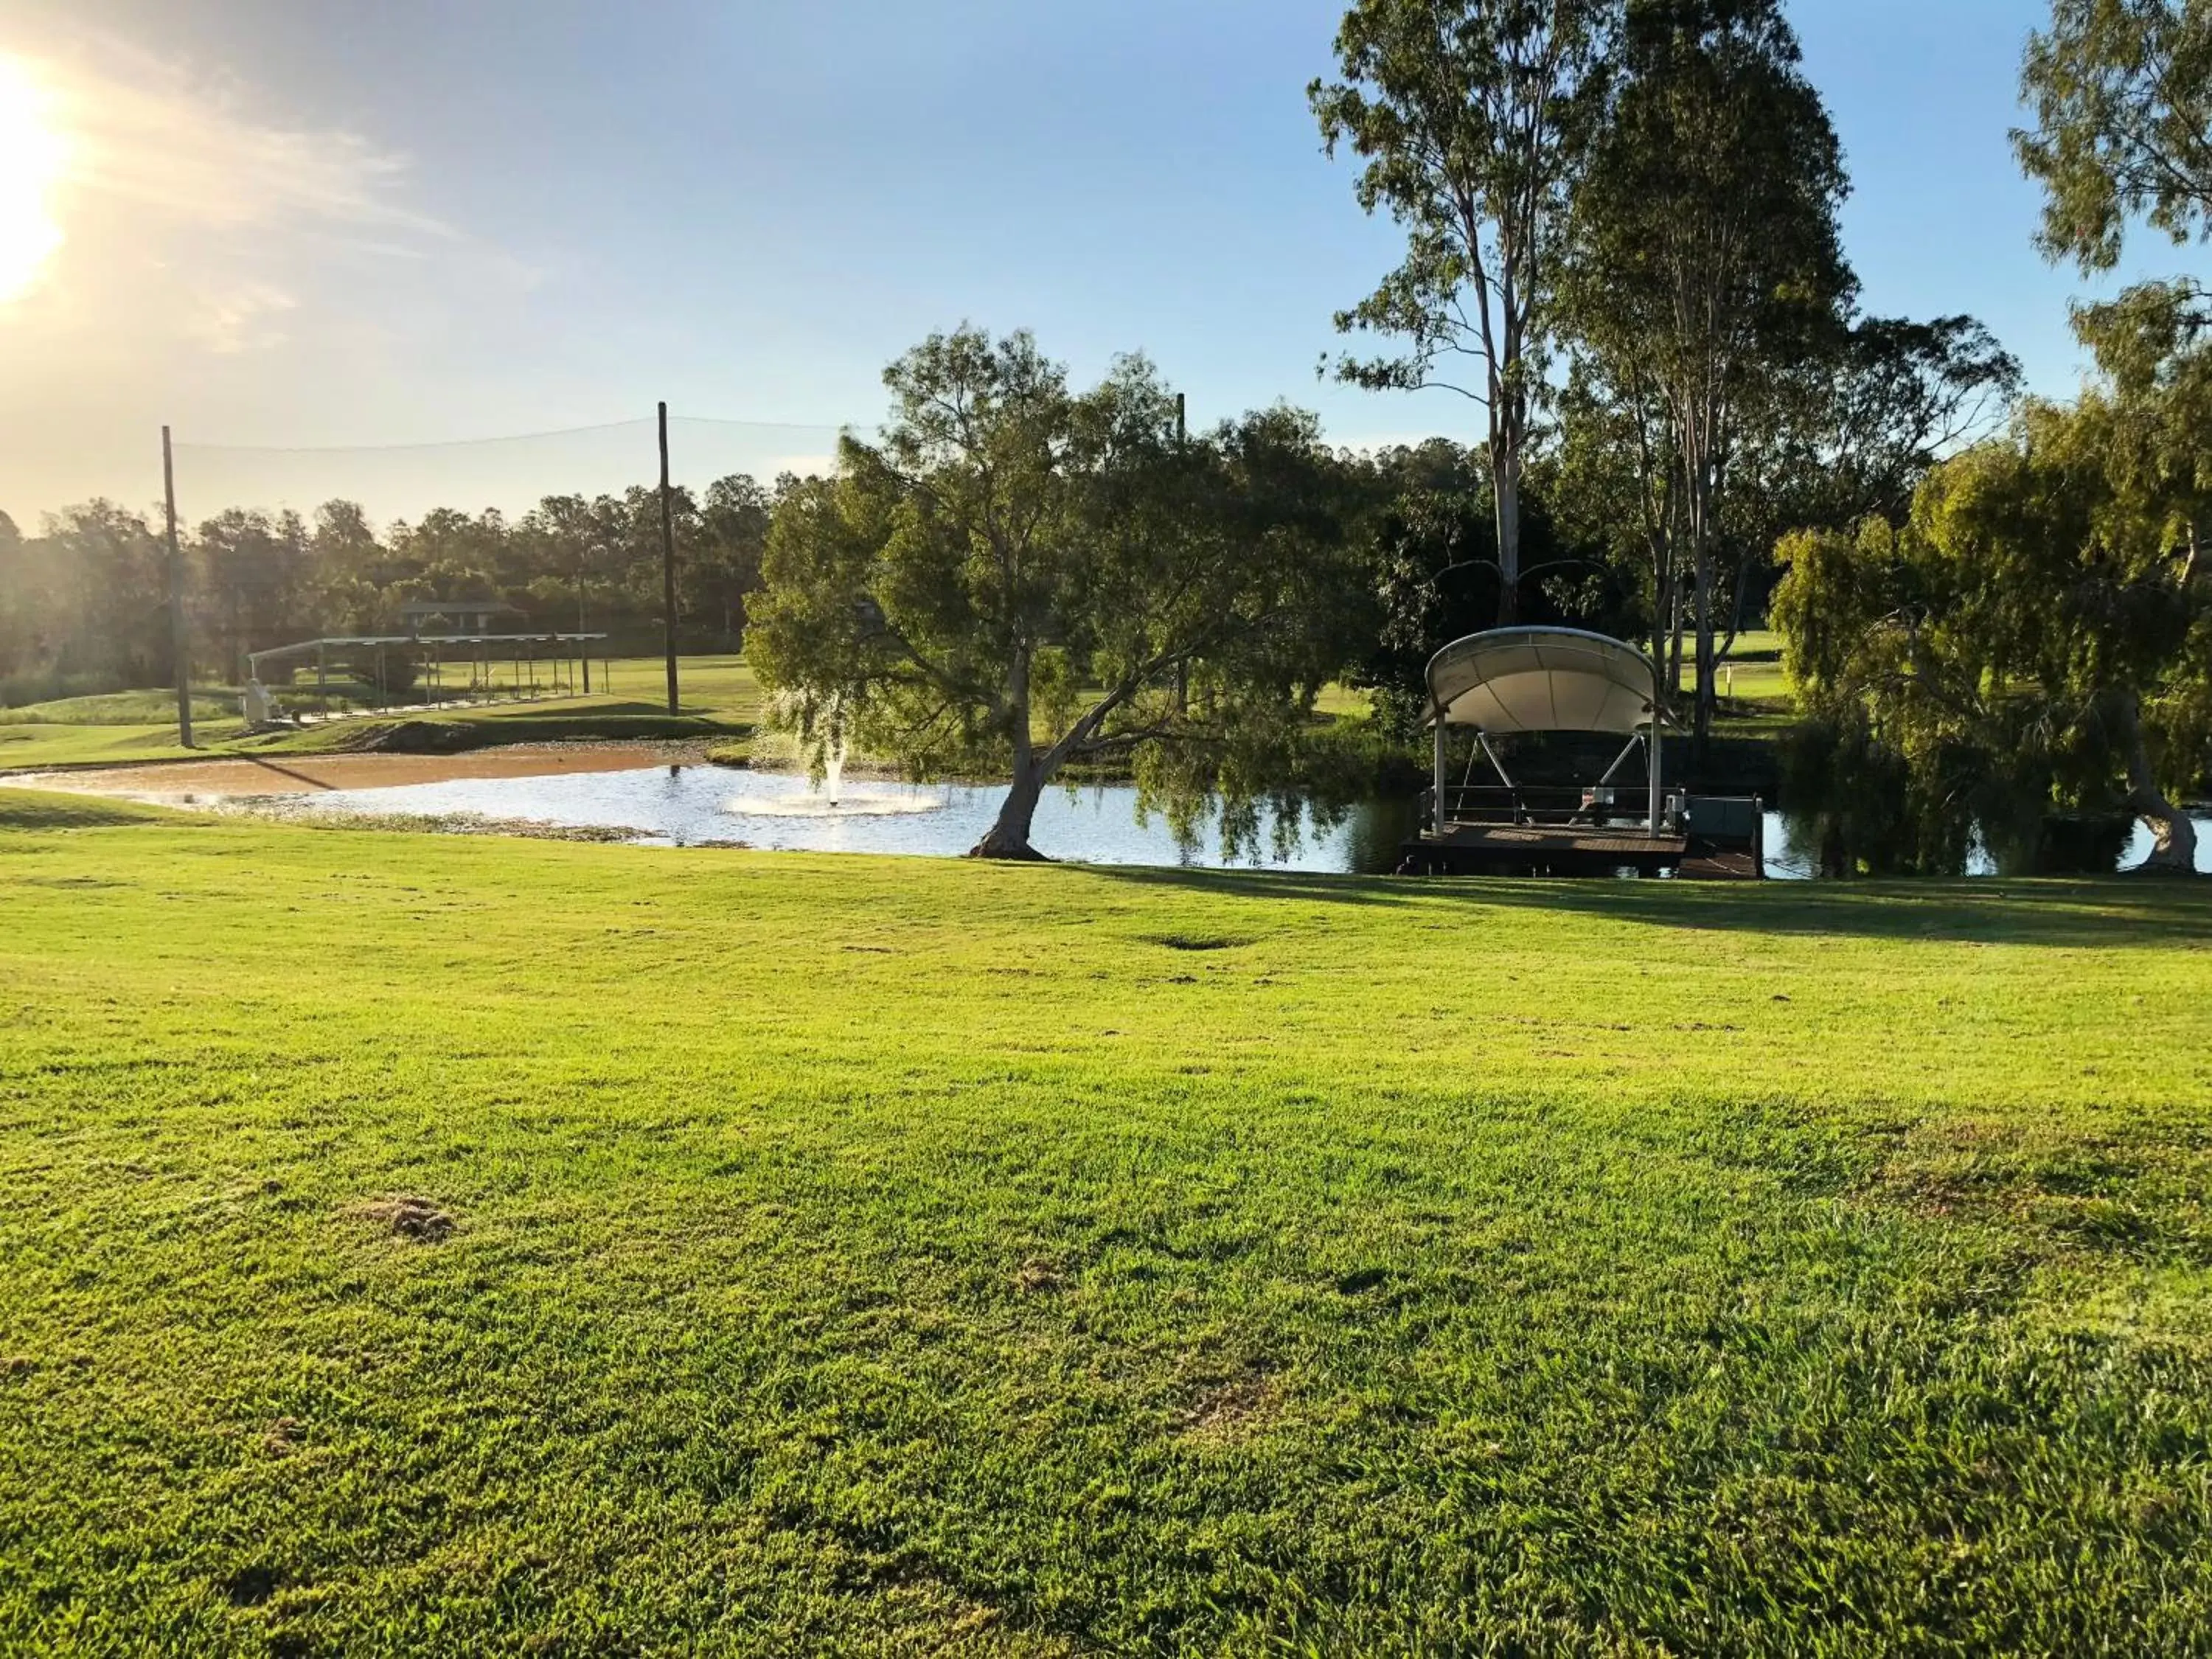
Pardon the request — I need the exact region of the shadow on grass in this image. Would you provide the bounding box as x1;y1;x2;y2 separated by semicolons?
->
1078;862;2212;947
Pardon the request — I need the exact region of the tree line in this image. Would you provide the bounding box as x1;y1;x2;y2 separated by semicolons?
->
0;479;777;706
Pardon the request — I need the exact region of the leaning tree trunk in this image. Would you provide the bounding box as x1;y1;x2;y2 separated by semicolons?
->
970;667;1050;860
2121;698;2199;874
970;757;1049;860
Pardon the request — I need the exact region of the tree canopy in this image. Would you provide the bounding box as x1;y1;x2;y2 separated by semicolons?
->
1773;394;2210;872
2016;0;2212;274
1312;0;1614;625
1564;0;1853;745
746;327;1366;859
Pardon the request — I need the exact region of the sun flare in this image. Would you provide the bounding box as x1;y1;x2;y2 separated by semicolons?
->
0;55;69;304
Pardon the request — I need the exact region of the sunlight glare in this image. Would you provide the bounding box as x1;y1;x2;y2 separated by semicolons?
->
0;55;69;304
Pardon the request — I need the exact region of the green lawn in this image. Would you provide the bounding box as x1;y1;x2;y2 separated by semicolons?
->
0;655;767;772
2;796;2209;1652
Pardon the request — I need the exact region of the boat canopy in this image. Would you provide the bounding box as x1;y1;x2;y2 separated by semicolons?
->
1426;627;1664;735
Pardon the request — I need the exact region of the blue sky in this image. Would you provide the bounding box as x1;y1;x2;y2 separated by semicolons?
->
0;0;2177;521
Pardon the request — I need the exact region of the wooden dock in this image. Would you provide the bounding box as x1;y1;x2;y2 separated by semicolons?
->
1399;824;1692;877
1398;819;1765;880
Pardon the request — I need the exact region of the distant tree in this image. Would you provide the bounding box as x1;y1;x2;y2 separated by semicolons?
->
689;473;774;641
29;504;170;688
386;509;511;606
1312;0;1615;626
1551;363;1686;678
1564;0;1853;746
749;327;1362;859
193;508;310;677
0;509;31;684
518;494;622;639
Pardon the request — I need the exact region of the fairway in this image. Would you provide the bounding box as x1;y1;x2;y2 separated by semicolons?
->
0;655;766;772
4;801;2211;1653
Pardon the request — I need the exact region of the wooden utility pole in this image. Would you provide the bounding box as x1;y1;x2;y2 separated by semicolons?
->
161;426;194;748
658;401;680;715
576;561;591;695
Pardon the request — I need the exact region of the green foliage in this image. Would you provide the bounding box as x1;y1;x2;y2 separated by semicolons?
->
2016;0;2212;274
1772;394;2211;869
1312;0;1615;622
749;327;1366;856
1565;0;1854;740
4;814;2212;1649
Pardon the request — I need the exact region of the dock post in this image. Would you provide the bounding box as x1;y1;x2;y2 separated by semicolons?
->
1432;718;1448;835
1647;724;1663;837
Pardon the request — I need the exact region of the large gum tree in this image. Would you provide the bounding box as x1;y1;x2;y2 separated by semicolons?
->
747;327;1362;860
1564;0;1852;748
1312;0;1613;627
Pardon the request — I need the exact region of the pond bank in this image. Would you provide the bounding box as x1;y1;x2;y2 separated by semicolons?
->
5;742;717;801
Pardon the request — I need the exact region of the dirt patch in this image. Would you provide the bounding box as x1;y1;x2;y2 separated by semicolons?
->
10;742;702;801
1147;933;1256;953
1012;1257;1064;1294
1175;1371;1283;1447
343;1194;456;1242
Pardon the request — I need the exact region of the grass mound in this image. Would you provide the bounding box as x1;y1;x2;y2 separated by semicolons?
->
1;818;2208;1652
0;689;239;727
0;785;188;828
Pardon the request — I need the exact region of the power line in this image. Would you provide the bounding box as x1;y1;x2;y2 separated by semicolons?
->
170;413;880;456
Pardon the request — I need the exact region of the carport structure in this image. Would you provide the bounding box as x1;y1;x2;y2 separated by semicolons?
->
243;629;611;721
1402;627;1762;878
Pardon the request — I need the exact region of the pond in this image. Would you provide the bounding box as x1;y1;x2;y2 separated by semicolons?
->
276;765;2212;878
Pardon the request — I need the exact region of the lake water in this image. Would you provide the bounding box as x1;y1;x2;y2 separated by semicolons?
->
276;764;2212;878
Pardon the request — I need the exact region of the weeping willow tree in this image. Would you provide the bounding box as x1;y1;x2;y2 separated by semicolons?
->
1773;384;2210;874
746;327;1367;860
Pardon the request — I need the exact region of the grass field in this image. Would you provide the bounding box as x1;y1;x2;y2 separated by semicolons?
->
0;656;765;772
0;657;1366;775
4;793;2210;1653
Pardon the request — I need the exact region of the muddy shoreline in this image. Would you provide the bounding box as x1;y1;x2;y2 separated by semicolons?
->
7;741;720;802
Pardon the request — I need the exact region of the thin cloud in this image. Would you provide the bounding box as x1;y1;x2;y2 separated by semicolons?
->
38;37;448;243
184;282;300;355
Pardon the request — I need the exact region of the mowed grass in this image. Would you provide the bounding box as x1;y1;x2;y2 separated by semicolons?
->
3;802;2210;1655
0;655;768;771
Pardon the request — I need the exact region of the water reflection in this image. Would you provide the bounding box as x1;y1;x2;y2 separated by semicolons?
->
286;765;2206;878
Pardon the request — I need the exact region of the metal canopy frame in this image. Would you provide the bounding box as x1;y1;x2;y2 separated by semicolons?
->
243;630;612;723
1425;627;1673;841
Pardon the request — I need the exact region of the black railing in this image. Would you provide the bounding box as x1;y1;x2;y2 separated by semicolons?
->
1422;784;1669;838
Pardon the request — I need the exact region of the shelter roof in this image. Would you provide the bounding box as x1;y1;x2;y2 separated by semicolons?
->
1426;627;1665;734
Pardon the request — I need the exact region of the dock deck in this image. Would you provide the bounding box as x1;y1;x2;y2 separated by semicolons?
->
1400;824;1691;877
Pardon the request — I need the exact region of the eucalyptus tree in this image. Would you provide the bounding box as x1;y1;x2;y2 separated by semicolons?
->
690;473;776;641
192;507;311;675
1312;0;1615;626
1712;314;2022;656
2016;0;2212;276
1565;0;1852;745
747;327;1363;860
2017;0;2211;521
